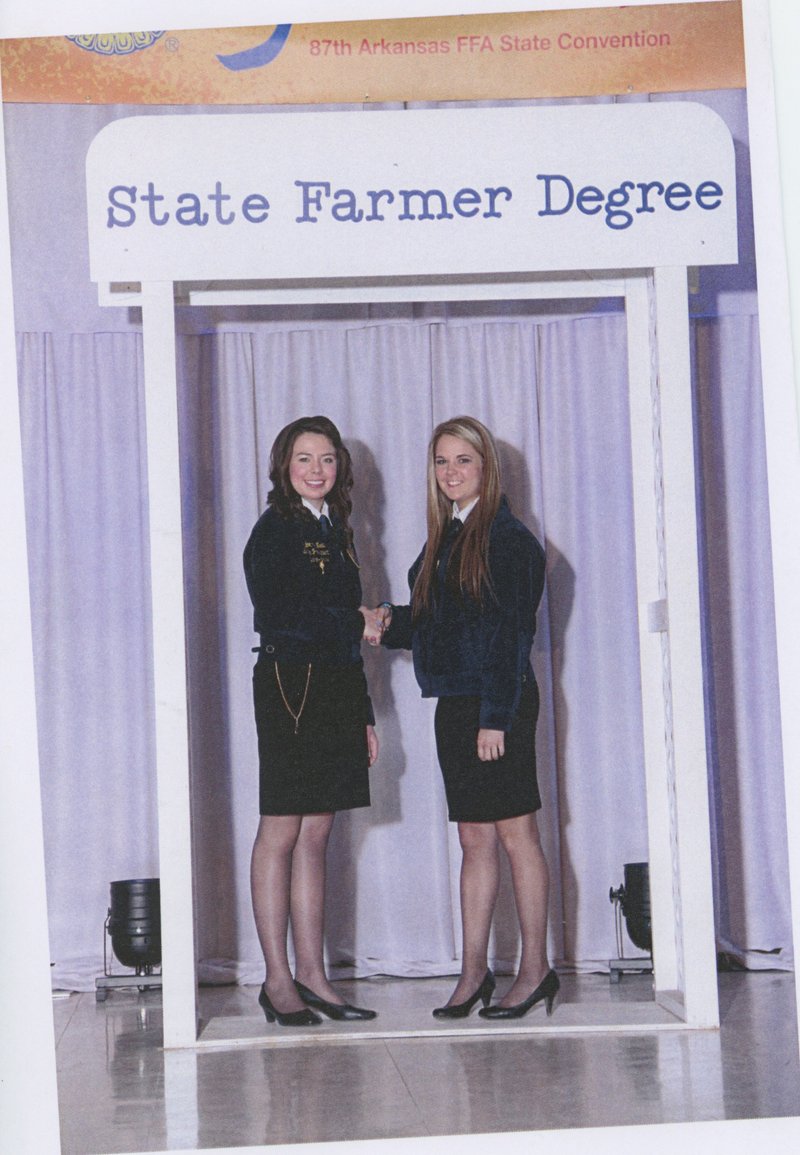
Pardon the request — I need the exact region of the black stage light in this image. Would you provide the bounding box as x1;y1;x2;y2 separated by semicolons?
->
108;878;162;969
608;861;653;982
95;878;163;1002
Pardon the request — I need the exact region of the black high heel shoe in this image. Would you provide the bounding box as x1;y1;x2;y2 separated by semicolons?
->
294;980;377;1021
432;969;496;1019
478;968;559;1020
258;984;322;1027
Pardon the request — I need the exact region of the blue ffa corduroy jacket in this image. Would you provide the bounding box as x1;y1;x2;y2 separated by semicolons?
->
383;497;545;731
243;505;366;668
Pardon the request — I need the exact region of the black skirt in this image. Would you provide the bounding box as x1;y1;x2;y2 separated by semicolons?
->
434;679;541;823
253;659;371;815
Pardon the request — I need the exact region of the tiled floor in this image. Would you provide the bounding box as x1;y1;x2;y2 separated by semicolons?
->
53;971;800;1153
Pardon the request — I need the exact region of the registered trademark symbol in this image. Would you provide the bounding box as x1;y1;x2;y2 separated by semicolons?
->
165;36;180;53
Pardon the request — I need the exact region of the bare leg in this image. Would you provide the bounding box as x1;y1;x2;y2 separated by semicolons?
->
290;812;344;1004
444;821;501;1006
250;814;308;1013
495;811;551;1006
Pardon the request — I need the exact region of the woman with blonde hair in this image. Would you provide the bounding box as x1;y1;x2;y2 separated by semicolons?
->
379;416;557;1019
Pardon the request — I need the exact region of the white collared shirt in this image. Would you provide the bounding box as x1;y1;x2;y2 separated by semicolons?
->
453;497;479;522
302;497;331;520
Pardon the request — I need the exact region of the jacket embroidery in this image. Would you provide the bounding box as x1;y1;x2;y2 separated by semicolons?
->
303;540;330;573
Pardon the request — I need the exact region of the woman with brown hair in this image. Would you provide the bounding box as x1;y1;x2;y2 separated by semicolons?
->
244;415;383;1027
379;416;557;1019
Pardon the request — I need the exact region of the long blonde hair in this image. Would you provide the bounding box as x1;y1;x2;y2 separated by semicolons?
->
411;416;502;617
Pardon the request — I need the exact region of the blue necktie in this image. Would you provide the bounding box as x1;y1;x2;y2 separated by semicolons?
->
319;514;331;538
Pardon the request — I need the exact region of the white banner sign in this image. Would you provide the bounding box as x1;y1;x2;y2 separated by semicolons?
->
86;104;737;283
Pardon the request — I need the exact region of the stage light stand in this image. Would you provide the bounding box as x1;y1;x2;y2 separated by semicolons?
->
95;878;163;1002
608;861;653;983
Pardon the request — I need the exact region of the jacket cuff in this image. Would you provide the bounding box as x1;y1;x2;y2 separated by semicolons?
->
478;705;514;732
382;604;413;649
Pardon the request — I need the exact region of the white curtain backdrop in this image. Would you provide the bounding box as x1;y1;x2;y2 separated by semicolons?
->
5;89;794;989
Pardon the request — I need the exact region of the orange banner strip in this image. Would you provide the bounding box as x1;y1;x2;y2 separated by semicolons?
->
0;3;744;106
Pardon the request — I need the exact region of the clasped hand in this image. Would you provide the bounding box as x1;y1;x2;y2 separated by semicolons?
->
360;604;392;646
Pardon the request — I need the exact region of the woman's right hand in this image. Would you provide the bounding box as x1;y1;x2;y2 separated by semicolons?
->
477;728;505;761
360;605;388;646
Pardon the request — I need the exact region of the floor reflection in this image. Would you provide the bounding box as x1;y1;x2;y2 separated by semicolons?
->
53;972;800;1153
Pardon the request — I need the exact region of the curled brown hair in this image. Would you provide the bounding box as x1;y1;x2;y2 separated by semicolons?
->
411;416;502;617
267;415;356;554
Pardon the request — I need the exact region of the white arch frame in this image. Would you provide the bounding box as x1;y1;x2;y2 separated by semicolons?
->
77;98;738;1045
123;265;718;1048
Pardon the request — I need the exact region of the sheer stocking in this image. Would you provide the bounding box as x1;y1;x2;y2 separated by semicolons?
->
445;821;500;1006
250;814;307;1012
290;812;345;1005
495;811;551;1006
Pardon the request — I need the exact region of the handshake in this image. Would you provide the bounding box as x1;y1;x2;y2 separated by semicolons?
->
359;603;392;647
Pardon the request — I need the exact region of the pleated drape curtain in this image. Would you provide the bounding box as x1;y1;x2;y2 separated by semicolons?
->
6;90;793;989
15;308;792;988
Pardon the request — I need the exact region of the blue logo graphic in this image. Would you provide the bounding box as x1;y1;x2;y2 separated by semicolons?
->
66;32;165;55
217;24;292;71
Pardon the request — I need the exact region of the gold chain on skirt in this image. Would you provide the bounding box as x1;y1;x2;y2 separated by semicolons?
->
274;662;312;734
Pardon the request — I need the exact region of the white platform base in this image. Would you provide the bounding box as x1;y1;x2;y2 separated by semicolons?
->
189;975;710;1051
